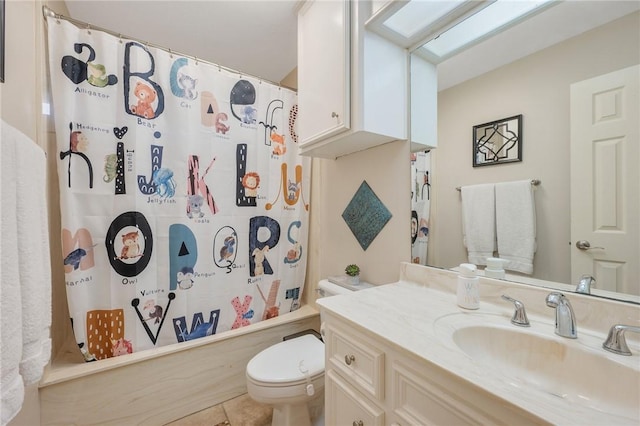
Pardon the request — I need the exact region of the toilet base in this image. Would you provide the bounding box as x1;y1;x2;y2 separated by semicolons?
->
272;402;311;426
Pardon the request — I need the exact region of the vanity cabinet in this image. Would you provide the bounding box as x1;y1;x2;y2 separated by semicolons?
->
297;0;408;159
322;309;542;426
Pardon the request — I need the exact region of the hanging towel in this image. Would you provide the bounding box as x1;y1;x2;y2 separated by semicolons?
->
461;184;496;265
1;123;25;426
15;125;52;384
496;180;536;274
1;121;52;425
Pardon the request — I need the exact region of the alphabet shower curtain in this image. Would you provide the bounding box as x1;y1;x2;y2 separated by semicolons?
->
47;18;310;361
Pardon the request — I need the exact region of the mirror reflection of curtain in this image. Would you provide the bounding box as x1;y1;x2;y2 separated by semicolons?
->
411;151;431;265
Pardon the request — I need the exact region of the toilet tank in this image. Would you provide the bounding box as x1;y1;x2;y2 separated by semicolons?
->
317;279;373;298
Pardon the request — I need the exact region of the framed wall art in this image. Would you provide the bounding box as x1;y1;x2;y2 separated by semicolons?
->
472;114;522;167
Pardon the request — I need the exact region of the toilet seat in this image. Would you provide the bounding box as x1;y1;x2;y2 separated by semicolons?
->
246;334;325;386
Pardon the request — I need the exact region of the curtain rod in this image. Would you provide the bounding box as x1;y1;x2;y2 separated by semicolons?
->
41;5;291;91
456;179;541;191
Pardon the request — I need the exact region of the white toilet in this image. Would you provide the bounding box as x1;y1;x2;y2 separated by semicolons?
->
246;279;371;426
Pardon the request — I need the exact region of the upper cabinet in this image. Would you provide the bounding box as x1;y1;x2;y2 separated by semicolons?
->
297;0;409;159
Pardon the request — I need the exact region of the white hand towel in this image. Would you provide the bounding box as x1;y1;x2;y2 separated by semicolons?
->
15;125;52;385
496;180;536;274
461;184;496;265
1;123;25;425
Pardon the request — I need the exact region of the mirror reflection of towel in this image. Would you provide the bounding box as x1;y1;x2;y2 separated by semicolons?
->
461;184;496;266
496;180;536;274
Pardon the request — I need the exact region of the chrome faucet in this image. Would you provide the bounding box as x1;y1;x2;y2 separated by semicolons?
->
545;292;577;338
576;275;596;294
602;324;640;356
501;295;530;327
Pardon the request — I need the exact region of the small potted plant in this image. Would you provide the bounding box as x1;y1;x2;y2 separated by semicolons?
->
345;264;360;285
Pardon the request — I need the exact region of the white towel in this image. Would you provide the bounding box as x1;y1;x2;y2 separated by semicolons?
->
496;180;536;274
15;125;52;385
461;184;496;265
1;122;26;425
1;121;52;425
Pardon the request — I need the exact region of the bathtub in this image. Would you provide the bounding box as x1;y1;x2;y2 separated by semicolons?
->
38;305;320;425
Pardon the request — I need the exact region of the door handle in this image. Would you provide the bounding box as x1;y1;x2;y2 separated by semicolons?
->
576;240;604;250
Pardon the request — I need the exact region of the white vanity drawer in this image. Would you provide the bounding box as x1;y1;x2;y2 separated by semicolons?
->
325;323;385;400
326;369;385;426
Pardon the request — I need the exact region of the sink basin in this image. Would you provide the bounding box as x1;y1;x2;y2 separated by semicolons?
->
434;313;640;421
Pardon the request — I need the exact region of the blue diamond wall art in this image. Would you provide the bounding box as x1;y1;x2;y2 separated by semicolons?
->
342;181;392;251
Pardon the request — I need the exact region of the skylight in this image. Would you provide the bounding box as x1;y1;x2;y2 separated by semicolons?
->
419;0;556;61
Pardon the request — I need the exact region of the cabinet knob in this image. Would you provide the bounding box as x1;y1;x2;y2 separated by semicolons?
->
352;421;364;426
331;111;339;119
344;354;355;365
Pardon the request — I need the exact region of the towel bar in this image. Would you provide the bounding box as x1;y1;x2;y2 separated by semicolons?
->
456;179;540;191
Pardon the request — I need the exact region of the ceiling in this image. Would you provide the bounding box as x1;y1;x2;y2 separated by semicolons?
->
63;1;300;84
62;1;639;89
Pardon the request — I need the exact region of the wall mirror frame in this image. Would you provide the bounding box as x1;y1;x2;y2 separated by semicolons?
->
396;1;640;304
472;114;522;167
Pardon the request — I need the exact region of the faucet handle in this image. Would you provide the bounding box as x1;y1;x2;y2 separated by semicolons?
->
603;324;640;356
501;295;530;327
576;275;596;294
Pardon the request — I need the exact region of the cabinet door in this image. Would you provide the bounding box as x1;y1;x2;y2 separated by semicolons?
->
326;370;385;426
298;0;351;145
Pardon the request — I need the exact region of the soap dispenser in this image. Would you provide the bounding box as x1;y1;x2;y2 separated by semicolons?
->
457;263;479;310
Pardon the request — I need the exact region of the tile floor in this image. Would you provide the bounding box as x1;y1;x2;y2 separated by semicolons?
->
165;393;272;426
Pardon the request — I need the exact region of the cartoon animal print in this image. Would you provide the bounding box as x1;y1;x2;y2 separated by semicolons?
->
63;244;97;271
271;132;286;155
187;194;205;218
103;154;118;182
78;342;97;362
287;179;300;201
130;81;157;119
251;245;270;276
242;106;257;124
241;172;260;198
61;42;117;86
177;72;198;100
177;266;195;290
143;299;164;324
87;61;118;88
111;338;133;356
117;231;142;260
229;79;256;123
152;167;176;198
257;280;281;321
215;112;230;134
60;123;93;189
231;295;253;329
187;156;219;216
219;235;236;264
265;164;309;211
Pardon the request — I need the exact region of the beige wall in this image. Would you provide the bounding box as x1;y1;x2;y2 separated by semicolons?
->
308;140;411;299
431;12;640;283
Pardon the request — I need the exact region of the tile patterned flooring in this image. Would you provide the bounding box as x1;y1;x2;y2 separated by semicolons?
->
165;393;272;426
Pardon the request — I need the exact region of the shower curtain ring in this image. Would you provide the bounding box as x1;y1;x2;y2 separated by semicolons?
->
86;24;91;35
168;48;173;58
118;33;123;44
195;57;199;65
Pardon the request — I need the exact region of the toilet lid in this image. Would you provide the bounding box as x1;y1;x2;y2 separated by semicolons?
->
246;334;325;384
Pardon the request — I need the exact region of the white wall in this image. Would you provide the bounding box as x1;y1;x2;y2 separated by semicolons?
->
431;11;640;283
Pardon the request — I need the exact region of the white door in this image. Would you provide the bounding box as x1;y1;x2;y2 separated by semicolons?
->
570;65;639;296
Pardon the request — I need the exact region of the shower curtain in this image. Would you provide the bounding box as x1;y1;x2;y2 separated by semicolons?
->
47;18;310;361
411;151;431;265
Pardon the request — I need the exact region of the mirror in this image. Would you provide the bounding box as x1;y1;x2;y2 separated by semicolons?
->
410;2;640;303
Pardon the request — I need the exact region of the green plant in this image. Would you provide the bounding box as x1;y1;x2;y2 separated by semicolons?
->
345;264;360;277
